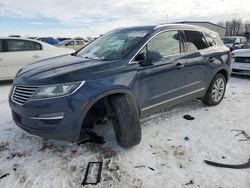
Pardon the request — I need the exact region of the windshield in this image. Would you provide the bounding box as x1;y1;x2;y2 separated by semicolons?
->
76;29;151;60
243;40;250;49
221;37;235;44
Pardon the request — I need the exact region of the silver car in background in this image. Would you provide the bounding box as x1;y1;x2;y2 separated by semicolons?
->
231;40;250;75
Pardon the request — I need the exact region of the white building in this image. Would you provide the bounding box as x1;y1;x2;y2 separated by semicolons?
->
177;21;226;37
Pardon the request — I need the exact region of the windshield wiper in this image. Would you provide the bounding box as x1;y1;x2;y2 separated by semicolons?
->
83;56;101;60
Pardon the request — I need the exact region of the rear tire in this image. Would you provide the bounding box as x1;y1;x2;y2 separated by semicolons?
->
202;73;226;106
110;95;141;148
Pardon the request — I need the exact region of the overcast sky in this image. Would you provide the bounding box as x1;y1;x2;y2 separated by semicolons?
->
0;0;250;37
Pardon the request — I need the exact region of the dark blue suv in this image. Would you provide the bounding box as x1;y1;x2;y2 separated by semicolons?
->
9;24;231;148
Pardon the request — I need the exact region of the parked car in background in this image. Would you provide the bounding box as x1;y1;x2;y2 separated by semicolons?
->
56;39;86;51
9;35;21;38
221;36;247;51
57;37;72;42
36;37;60;45
0;37;75;80
231;39;250;75
9;24;231;148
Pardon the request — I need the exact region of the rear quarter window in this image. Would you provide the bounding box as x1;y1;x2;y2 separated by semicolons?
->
204;33;216;47
7;39;42;52
184;30;209;52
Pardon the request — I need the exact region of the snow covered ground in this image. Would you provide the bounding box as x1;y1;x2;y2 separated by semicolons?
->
0;76;250;188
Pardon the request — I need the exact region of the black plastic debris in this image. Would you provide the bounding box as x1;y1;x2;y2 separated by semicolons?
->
185;180;194;185
0;173;10;180
134;165;145;168
148;167;155;171
78;131;105;146
204;158;250;169
82;162;103;186
183;115;195;120
231;130;250;141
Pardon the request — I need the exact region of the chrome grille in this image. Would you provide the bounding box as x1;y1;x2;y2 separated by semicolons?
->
12;85;39;105
235;57;250;63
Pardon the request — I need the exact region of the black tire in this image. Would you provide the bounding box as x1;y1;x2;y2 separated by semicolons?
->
202;73;226;106
110;95;141;148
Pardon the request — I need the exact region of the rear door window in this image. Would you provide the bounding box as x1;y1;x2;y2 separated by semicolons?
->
184;30;209;52
7;39;42;52
147;30;181;61
67;41;74;46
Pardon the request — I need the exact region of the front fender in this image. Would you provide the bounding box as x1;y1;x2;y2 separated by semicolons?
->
75;87;138;139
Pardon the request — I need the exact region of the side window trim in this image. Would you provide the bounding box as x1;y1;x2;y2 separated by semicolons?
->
130;29;183;64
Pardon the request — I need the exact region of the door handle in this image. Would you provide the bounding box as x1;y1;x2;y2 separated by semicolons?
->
176;63;185;70
208;57;216;63
32;55;40;58
0;58;3;61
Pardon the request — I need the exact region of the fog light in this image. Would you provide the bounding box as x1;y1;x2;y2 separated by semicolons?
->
31;112;65;120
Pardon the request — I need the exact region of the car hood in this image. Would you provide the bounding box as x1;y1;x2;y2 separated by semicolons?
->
232;49;250;57
14;54;123;85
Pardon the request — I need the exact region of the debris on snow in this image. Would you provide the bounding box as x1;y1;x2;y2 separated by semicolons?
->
0;173;10;180
147;167;155;171
82;162;103;186
204;158;250;169
183;115;195;120
231;129;250;141
77;131;105;146
185;180;194;185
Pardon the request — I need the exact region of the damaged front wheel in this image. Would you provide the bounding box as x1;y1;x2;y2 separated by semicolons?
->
110;95;141;148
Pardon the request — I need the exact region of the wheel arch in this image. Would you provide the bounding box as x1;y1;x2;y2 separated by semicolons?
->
216;69;229;82
76;88;138;138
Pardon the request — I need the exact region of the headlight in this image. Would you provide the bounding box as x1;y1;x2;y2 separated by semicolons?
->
31;81;84;99
231;53;235;61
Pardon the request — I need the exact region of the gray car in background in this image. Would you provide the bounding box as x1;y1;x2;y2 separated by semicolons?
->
222;36;247;51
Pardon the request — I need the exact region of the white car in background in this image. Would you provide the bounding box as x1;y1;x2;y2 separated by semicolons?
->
0;37;75;81
232;40;250;75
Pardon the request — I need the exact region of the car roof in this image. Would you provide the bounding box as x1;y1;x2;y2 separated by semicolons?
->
0;37;58;49
0;37;43;43
116;24;214;34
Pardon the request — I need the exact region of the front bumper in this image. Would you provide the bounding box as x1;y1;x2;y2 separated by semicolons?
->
9;89;87;141
231;62;250;76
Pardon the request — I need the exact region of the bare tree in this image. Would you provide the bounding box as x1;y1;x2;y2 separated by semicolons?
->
220;19;245;36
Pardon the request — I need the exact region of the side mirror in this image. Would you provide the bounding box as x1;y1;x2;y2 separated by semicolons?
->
135;53;146;62
135;53;152;66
